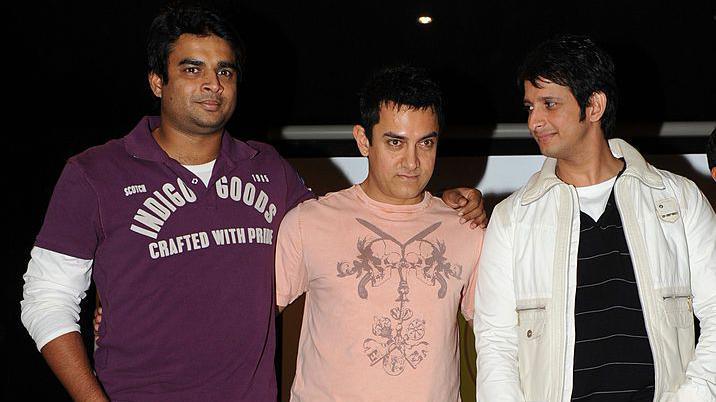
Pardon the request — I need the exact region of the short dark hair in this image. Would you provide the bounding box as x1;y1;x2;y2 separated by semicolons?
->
358;65;444;142
708;127;716;170
147;2;244;84
518;35;618;138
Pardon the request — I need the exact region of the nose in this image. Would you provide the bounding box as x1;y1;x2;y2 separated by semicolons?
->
404;146;419;171
528;107;545;133
202;72;224;94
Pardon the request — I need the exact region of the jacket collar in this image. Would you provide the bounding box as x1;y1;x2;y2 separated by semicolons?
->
123;116;259;163
521;138;664;205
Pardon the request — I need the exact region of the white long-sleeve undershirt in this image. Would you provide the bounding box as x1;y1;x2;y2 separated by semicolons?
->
20;246;93;351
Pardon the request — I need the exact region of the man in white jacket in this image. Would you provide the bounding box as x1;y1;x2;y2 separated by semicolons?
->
474;35;716;402
708;128;715;181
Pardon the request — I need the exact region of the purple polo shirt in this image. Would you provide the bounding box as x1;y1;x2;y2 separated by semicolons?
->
35;116;313;401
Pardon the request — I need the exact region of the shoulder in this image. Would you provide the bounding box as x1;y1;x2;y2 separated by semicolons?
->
245;140;282;159
653;166;700;194
492;183;533;220
69;138;126;168
649;166;710;215
280;187;354;232
300;187;356;214
64;138;127;182
427;195;486;241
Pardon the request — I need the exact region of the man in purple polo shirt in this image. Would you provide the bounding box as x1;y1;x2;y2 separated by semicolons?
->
20;4;485;401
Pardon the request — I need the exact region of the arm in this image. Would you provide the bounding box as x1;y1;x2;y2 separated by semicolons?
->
673;180;716;401
275;205;309;311
271;157;312;313
42;333;108;401
461;227;486;328
21;247;107;401
441;187;488;229
474;202;525;401
22;160;106;399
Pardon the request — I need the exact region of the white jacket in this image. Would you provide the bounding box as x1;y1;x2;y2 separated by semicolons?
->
474;139;716;402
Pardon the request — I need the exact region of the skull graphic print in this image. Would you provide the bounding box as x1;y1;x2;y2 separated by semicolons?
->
337;218;463;376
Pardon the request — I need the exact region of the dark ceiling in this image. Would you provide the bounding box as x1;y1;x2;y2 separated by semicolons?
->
11;0;716;144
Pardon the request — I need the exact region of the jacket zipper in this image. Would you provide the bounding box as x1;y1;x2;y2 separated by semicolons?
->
557;186;576;402
614;178;662;398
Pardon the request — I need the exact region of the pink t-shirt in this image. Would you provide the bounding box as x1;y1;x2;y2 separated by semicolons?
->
276;185;484;401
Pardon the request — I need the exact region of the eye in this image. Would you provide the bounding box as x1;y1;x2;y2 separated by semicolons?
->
523;104;534;113
545;101;557;109
420;138;436;148
387;138;402;147
184;66;200;74
218;69;234;79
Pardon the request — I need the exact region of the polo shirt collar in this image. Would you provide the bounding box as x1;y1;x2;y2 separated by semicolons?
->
124;116;259;163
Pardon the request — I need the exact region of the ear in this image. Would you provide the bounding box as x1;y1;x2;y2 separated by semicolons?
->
148;72;164;98
353;125;370;157
586;91;607;123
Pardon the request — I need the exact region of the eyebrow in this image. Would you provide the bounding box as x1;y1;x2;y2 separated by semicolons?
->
178;59;238;71
523;95;562;104
383;131;439;141
178;58;204;66
217;61;239;71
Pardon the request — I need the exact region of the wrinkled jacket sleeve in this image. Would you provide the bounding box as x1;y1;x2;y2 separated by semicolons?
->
673;178;716;402
474;197;525;402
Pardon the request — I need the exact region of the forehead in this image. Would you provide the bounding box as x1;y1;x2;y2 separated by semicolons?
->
523;78;575;100
375;103;439;134
168;34;235;63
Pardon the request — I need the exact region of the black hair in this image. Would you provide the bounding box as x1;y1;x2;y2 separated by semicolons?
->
708;127;716;170
518;35;618;138
358;65;444;142
147;2;244;84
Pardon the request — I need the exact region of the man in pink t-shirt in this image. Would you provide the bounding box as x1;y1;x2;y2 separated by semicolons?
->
276;65;484;401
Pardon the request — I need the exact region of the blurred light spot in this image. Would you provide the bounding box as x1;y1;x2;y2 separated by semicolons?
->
417;16;432;25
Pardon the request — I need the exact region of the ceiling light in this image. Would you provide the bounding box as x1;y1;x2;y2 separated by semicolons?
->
417;16;432;25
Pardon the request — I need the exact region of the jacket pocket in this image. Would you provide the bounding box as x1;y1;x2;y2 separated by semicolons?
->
661;294;696;374
663;296;693;329
516;305;549;401
517;306;546;340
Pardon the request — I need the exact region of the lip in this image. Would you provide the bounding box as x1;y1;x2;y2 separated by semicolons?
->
397;174;420;180
198;100;221;111
534;132;557;143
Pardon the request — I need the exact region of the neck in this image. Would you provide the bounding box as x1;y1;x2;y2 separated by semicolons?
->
359;180;425;205
555;137;624;187
152;121;222;165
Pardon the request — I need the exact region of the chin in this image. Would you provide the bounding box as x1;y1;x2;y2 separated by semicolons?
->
395;186;425;201
194;116;228;131
538;145;561;159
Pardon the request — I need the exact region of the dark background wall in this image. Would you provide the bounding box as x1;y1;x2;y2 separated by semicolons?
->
5;0;715;399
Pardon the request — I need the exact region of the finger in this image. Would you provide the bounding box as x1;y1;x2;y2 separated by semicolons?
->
442;190;469;208
450;195;469;209
469;207;488;226
461;208;483;223
458;198;479;217
461;209;487;228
